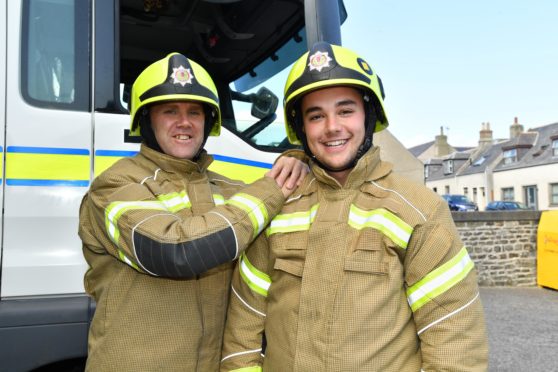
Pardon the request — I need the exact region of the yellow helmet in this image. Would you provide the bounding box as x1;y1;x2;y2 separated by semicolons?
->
129;52;221;138
283;42;388;145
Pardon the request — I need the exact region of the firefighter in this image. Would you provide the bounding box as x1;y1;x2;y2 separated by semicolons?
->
79;52;306;371
221;42;488;371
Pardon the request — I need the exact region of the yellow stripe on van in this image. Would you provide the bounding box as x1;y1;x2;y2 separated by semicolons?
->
95;156;125;177
6;152;89;181
4;148;273;186
209;161;267;183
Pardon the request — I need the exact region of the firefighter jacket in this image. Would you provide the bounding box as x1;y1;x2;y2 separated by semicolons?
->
221;146;488;372
79;144;285;372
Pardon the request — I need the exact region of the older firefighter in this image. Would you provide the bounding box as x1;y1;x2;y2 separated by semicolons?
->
79;52;306;371
221;42;488;371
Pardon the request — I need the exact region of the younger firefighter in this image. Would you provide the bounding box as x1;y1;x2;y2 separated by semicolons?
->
221;42;488;371
79;52;306;371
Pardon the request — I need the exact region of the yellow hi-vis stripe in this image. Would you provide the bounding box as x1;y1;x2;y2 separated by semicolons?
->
266;204;319;236
226;193;268;238
213;194;225;205
105;200;168;246
156;191;191;212
239;253;271;297
406;247;474;312
348;205;413;249
104;190;193;246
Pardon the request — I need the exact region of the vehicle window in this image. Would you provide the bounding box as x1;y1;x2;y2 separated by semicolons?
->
21;0;90;111
453;195;470;203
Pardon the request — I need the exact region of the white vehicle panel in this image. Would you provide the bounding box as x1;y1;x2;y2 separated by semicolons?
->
2;0;91;297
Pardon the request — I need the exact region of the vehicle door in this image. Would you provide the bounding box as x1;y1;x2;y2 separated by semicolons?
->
1;0;91;297
0;0;6;275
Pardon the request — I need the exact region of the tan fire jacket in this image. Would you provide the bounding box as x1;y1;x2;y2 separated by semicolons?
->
79;144;285;372
221;147;488;372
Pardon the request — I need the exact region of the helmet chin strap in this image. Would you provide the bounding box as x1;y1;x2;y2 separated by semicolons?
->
192;105;216;161
139;109;163;153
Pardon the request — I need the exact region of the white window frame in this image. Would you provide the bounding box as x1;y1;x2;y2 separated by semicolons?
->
501;187;514;201
443;160;454;174
550;183;558;205
503;148;517;165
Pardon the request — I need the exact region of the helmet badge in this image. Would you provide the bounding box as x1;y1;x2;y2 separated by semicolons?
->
170;65;194;86
307;51;332;72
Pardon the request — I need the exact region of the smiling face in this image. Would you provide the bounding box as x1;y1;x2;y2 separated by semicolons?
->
149;101;206;160
301;86;366;185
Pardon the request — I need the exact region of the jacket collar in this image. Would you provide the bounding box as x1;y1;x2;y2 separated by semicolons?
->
139;143;213;175
298;146;392;193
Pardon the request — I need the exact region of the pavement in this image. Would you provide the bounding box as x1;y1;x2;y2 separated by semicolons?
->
480;287;558;372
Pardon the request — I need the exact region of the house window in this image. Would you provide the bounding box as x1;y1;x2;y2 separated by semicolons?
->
481;187;485;197
424;166;429;179
473;188;478;203
503;149;517;165
433;187;438;193
443;160;454;174
552;140;558;157
551;183;558;205
445;185;450;194
501;187;514;201
463;187;468;196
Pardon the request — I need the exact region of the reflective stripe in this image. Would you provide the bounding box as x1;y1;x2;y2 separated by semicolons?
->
406;247;474;312
226;193;268;237
105;190;194;245
213;193;225;205
239;253;271;297
348;205;413;249
229;366;262;372
118;249;141;271
105;201;168;245
156;191;191;212
266;204;319;236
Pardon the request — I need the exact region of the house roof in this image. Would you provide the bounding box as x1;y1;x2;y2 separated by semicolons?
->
425;151;472;181
494;122;558;172
408;141;435;158
459;140;507;175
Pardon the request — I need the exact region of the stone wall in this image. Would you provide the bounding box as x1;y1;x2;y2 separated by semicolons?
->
451;211;541;287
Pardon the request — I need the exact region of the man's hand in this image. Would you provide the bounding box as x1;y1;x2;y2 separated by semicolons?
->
266;156;309;197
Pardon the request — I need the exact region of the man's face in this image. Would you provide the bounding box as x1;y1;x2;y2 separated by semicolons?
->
301;86;366;183
150;101;205;160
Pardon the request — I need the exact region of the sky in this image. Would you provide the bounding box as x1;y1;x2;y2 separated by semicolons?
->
339;0;558;148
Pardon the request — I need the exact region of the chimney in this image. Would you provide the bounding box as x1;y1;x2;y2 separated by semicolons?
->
479;122;493;146
510;117;524;139
434;126;451;157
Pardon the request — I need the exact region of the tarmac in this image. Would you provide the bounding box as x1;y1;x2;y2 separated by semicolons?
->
480;286;558;372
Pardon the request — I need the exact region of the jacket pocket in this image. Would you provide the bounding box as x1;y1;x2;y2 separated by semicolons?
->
344;259;388;275
274;257;304;277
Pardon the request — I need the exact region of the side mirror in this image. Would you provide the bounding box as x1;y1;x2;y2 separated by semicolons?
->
250;87;278;119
